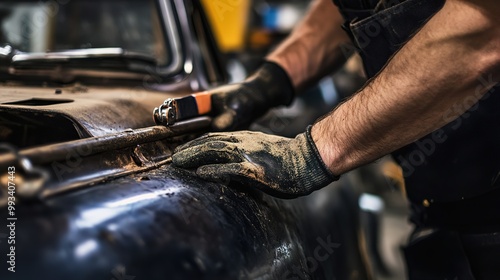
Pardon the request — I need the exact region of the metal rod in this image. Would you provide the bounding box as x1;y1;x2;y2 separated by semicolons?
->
0;116;211;167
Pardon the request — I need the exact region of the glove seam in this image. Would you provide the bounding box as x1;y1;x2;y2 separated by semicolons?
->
305;125;340;181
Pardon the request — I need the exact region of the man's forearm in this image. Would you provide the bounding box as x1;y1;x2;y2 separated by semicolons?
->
312;0;500;175
266;0;351;92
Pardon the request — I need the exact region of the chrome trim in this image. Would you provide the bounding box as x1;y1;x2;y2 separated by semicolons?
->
172;0;204;91
158;0;184;75
11;48;156;63
8;68;149;81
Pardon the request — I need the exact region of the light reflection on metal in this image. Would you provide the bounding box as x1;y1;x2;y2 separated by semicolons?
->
184;61;193;74
105;187;182;208
0;45;12;56
75;187;182;228
358;193;384;213
74;239;98;259
75;208;126;229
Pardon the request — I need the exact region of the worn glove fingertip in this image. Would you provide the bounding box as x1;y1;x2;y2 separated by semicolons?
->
170;152;185;167
171;151;198;168
196;166;230;184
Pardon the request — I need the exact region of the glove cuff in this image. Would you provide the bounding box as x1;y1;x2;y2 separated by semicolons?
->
299;126;340;193
245;61;295;107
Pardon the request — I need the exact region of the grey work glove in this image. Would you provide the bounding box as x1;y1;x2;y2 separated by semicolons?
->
172;127;339;199
209;61;294;131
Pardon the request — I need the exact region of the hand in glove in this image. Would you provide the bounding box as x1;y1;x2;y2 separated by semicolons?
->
208;61;294;131
172;127;339;198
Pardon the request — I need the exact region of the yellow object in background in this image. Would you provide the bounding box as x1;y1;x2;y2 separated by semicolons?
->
201;0;250;52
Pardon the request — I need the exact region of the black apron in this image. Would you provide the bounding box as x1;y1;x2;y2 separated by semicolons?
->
333;0;500;278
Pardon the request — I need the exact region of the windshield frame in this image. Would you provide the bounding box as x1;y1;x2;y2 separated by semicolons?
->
0;0;185;81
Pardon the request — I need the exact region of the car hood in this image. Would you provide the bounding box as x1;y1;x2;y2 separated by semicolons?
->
0;85;188;138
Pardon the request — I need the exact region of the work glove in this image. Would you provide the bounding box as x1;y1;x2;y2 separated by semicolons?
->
172;127;339;198
209;61;294;131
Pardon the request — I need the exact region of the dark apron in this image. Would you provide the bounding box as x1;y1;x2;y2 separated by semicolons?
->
333;0;500;278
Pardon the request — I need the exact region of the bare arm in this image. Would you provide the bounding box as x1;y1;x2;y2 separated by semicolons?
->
266;0;352;92
312;0;500;175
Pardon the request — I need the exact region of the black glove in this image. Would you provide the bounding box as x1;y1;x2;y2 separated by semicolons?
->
209;61;294;131
172;127;339;198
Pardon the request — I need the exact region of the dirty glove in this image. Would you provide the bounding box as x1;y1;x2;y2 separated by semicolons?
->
172;127;339;198
209;61;294;131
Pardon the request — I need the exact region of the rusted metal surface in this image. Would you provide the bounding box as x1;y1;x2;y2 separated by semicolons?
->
0;117;211;202
0;117;211;166
0;86;191;138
